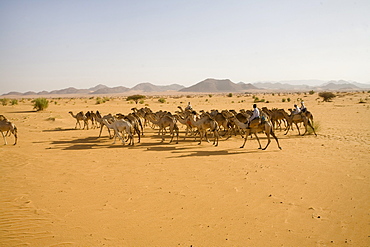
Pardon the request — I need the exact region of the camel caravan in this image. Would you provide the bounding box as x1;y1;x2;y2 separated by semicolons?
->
67;103;316;150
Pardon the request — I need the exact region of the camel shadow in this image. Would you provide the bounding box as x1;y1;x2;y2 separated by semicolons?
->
8;110;37;113
43;128;77;132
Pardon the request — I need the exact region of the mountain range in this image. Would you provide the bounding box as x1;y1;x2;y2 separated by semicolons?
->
2;79;369;96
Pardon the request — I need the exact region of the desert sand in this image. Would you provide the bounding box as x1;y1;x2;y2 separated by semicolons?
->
0;92;369;246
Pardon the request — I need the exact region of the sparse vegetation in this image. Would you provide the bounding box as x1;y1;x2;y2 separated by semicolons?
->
32;98;49;111
282;98;286;102
0;98;10;106
10;99;18;105
158;97;166;103
307;120;321;135
227;93;233;97
309;90;315;95
359;98;366;103
319;92;336;102
127;95;146;104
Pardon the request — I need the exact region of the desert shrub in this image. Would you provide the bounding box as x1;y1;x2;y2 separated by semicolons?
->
209;94;213;98
359;98;366;103
307;120;321;135
139;100;145;104
318;92;336;102
96;97;104;104
309;90;315;95
32;98;49;111
10;99;18;105
227;93;233;97
158;98;166;103
287;97;291;102
254;97;259;103
282;98;286;102
127;95;146;104
0;98;9;106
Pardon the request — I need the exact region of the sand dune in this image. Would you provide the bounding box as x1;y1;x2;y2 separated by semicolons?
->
1;92;369;246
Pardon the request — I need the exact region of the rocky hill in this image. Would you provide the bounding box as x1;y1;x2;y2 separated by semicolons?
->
179;78;256;92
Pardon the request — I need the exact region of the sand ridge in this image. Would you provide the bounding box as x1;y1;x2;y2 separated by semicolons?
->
0;92;369;246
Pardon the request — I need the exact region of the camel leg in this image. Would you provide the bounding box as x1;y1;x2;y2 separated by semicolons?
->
270;131;282;150
213;130;219;146
240;130;250;148
254;133;263;149
198;130;204;145
295;123;301;135
98;125;104;137
1;132;7;145
307;120;317;136
175;128;179;144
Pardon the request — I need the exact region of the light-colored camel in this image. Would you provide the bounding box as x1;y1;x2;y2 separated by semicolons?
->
186;111;219;146
68;111;88;129
95;111;113;138
147;113;179;144
102;119;134;146
279;110;317;136
115;113;141;143
0;118;17;145
227;114;281;150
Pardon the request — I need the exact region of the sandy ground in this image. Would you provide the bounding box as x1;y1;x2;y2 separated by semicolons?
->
0;92;369;246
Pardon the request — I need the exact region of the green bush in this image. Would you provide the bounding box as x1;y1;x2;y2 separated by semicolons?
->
318;92;336;102
158;98;166;103
0;98;9;106
282;98;286;102
127;95;146;104
227;93;233;97
287;98;291;102
309;90;315;95
308;120;321;135
32;98;49;111
10;99;18;105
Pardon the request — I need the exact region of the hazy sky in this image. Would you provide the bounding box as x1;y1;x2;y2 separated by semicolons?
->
0;0;369;94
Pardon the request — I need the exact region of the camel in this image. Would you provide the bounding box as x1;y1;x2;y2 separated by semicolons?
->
210;110;234;137
68;111;88;129
147;113;179;144
115;113;141;143
95;111;113;138
226;114;281;150
186;111;219;146
279;110;317;136
0;117;17;145
174;113;197;139
102;119;134;146
262;107;287;131
85;111;97;129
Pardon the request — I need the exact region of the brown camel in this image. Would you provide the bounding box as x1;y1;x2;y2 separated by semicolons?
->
147;113;179;144
227;114;281;150
186;111;219;146
279;110;317;136
68;111;88;129
0;117;17;145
